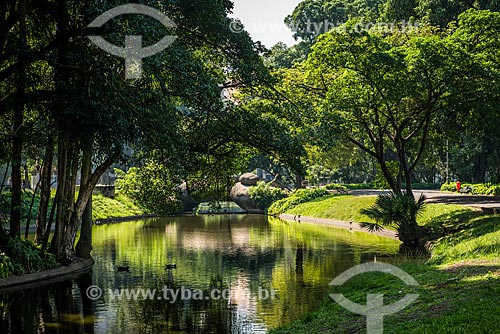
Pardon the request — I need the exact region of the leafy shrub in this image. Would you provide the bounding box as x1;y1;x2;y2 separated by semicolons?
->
0;253;13;278
115;161;182;216
0;228;57;277
343;183;375;190
440;182;500;196
325;183;348;192
486;185;500;196
471;183;490;195
0;191;42;223
268;188;330;215
248;182;288;211
440;182;460;192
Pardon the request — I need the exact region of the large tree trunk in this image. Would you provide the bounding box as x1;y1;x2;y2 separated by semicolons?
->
54;142;79;259
60;157;113;260
34;136;54;244
295;174;305;189
75;145;93;259
378;157;401;195
9;0;27;238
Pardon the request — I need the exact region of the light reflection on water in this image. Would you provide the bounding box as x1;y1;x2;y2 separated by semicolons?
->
1;214;400;333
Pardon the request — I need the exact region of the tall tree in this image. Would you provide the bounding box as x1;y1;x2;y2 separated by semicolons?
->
296;23;477;196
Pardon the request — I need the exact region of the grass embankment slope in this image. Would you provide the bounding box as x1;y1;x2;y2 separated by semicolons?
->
271;194;500;334
92;193;146;220
0;191;146;223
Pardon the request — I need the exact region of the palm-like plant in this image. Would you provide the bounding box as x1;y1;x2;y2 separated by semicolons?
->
361;192;427;247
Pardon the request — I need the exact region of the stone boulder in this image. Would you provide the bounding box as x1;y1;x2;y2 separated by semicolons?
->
239;173;260;186
179;182;199;212
230;182;263;213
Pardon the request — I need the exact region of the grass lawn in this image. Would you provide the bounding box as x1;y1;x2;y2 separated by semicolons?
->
283;194;471;226
91;193;146;220
284;195;377;223
270;258;500;334
271;195;500;334
1;191;146;224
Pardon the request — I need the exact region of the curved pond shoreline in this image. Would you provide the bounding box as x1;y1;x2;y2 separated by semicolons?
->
278;213;399;240
0;257;94;293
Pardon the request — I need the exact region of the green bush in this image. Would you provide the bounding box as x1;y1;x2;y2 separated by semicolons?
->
0;253;13;278
486;185;500;196
343;183;375;190
440;182;459;192
115;161;183;216
325;183;348;192
440;182;500;196
471;183;490;195
361;193;427;246
268;188;330;215
248;182;288;211
0;228;57;277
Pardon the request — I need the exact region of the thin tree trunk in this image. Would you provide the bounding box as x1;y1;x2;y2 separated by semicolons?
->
23;163;30;189
24;179;40;239
34;137;54;244
75;145;93;259
42;189;58;250
378;157;401;195
0;161;10;193
295;174;305;189
473;152;488;183
50;138;68;255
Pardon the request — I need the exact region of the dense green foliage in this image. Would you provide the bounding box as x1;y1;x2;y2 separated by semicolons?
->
248;182;288;211
1;0;300;261
0;191;43;222
441;182;500;195
324;183;347;192
0;229;57;278
115;163;182;216
268;188;330;215
259;4;500;194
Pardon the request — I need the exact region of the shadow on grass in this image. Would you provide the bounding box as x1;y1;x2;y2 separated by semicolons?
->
423;209;496;241
270;260;500;334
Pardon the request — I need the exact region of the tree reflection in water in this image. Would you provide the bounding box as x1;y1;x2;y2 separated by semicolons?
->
1;214;400;333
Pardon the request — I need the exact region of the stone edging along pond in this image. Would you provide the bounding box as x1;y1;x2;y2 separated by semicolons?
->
0;258;95;293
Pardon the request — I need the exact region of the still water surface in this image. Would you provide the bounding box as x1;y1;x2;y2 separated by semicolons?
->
1;215;400;333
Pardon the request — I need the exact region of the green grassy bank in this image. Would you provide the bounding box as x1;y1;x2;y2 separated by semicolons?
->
271;195;500;333
0;191;145;278
0;191;146;224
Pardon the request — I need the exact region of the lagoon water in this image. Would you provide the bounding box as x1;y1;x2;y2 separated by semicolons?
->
0;215;400;333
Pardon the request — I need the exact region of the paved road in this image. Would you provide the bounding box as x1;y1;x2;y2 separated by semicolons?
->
350;189;500;211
